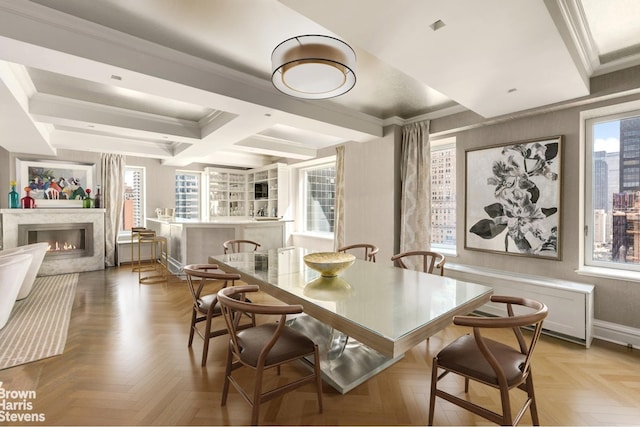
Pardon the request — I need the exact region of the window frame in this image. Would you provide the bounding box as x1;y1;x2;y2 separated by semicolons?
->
174;170;202;220
579;99;640;281
292;156;337;238
301;161;336;235
430;137;457;255
121;165;146;234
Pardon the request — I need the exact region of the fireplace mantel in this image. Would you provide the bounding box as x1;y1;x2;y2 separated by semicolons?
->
1;208;105;275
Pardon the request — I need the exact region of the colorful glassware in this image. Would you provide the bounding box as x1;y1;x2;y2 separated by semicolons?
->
20;187;36;208
83;188;93;208
8;181;19;208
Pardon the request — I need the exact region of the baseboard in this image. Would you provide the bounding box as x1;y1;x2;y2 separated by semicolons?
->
593;319;640;350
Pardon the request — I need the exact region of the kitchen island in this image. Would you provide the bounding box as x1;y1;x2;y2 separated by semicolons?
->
145;217;289;273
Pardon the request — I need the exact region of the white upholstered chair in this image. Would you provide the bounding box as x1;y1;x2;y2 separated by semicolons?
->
0;253;33;329
0;242;49;300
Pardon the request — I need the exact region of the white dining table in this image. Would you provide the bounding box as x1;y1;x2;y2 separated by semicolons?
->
209;247;493;393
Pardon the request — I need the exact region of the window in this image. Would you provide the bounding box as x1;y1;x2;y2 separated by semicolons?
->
431;139;457;252
122;166;145;231
175;171;200;220
303;163;336;233
585;110;640;272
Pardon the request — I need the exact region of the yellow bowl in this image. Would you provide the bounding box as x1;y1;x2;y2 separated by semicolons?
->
303;252;355;277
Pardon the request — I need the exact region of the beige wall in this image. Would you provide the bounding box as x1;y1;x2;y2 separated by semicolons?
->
431;93;640;330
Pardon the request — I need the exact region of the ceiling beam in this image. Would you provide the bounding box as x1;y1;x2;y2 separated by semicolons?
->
0;60;55;156
29;93;203;142
0;0;384;140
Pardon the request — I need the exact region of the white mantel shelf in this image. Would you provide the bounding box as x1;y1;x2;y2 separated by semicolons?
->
1;208;106;214
1;208;106;275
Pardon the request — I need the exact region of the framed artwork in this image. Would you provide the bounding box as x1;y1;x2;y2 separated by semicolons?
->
17;159;95;208
464;136;563;260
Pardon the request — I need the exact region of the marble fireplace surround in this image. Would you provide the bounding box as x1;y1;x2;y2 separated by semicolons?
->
0;208;105;275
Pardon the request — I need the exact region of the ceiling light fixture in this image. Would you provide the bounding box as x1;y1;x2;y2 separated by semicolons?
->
271;34;356;99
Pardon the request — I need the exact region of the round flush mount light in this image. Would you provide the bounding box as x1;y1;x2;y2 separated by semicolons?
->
271;34;356;99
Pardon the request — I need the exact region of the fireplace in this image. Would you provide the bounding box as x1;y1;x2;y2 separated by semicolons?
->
1;208;105;275
18;223;94;259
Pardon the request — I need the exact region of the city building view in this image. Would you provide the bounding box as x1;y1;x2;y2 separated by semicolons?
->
592;116;640;265
430;146;456;248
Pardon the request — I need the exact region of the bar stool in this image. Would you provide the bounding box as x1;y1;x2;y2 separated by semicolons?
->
139;235;169;284
130;227;152;271
134;229;157;279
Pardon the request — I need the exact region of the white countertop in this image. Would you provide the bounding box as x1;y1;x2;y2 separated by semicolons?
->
146;217;290;225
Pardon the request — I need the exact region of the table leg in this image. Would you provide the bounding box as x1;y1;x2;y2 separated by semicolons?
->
287;314;403;394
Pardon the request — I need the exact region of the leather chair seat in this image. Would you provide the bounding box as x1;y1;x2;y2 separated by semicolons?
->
237;323;316;367
197;294;222;315
197;293;250;316
436;334;526;387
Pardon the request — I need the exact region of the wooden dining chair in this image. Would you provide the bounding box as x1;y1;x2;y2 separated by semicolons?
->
218;284;323;425
183;264;254;366
428;296;548;426
223;239;261;254
337;243;379;262
391;250;446;275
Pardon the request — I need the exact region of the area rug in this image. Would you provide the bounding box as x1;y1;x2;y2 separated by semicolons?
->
0;273;78;370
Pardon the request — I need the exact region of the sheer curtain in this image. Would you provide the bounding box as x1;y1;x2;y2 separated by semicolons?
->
334;145;346;250
400;121;431;253
101;153;125;267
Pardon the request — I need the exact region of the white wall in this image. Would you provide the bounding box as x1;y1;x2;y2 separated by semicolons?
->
343;129;398;265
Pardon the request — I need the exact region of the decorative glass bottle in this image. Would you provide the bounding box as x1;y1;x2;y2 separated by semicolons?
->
8;181;19;208
20;187;36;208
94;185;101;208
83;188;93;208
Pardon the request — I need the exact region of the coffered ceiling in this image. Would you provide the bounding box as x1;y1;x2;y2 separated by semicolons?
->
0;0;639;168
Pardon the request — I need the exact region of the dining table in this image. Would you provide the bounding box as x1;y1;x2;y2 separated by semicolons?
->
209;247;493;394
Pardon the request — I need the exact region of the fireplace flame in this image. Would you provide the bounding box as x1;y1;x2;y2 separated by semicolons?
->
47;241;77;252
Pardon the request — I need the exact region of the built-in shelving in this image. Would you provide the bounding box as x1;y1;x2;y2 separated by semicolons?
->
204;163;288;219
247;163;288;219
205;168;247;217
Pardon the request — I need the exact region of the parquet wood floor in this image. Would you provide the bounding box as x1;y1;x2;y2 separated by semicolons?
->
1;266;639;426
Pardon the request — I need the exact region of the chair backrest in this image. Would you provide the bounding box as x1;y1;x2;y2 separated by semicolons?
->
217;285;304;367
223;239;261;254
183;264;241;303
337;243;379;262
390;250;446;275
453;295;548;384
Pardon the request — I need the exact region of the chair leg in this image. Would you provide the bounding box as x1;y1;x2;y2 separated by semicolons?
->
201;315;213;366
251;365;265;426
313;345;323;413
188;308;197;346
499;386;513;425
526;374;540;426
221;345;233;406
428;359;439;426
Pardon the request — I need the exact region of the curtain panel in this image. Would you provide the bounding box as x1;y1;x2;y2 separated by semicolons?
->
400;121;431;254
101;153;125;267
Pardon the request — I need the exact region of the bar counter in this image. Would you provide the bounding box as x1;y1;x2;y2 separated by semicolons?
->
145;217;289;273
